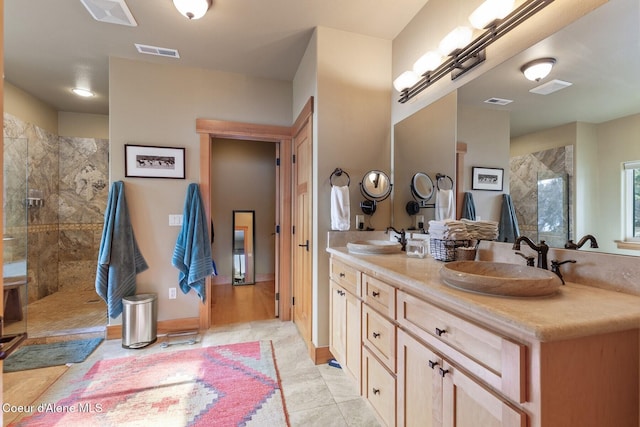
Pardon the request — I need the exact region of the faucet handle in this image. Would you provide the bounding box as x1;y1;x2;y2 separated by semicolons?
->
515;252;535;267
550;259;577;285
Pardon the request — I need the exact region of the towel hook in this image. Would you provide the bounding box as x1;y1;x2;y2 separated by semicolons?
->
330;168;350;187
435;173;454;190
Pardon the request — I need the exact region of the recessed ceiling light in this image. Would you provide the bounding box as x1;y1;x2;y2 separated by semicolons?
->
72;88;95;98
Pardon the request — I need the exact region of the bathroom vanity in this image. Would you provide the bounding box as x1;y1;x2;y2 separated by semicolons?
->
328;246;640;427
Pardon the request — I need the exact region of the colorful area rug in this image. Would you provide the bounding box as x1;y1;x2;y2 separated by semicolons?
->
3;338;104;373
10;340;289;427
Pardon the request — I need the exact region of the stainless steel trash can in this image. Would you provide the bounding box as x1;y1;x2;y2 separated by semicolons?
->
122;293;157;349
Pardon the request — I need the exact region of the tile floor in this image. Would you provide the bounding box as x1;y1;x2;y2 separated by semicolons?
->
6;319;381;426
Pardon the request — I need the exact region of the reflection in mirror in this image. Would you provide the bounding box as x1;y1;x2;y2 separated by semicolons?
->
232;210;255;285
454;0;640;254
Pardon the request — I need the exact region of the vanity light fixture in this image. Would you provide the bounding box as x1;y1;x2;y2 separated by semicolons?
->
72;88;95;98
521;57;557;82
393;71;420;92
396;0;554;103
469;0;516;29
173;0;211;20
439;26;473;56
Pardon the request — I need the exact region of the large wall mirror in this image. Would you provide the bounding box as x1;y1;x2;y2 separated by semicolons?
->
232;210;255;285
394;0;640;256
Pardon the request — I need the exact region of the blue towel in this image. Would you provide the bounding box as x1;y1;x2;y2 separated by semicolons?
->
172;184;213;301
498;194;521;243
95;181;148;318
461;192;477;220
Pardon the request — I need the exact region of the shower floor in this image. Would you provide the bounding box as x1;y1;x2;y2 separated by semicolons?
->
4;289;107;339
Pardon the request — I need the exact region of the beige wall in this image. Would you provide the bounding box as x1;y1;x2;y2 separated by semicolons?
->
4;81;58;134
312;27;392;347
210;138;276;284
109;57;292;323
59;112;108;139
457;104;511;222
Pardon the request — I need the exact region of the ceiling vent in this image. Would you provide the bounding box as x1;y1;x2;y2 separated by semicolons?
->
135;44;181;59
80;0;137;26
484;97;513;106
529;79;573;95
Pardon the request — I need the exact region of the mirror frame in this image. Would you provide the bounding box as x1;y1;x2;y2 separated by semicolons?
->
360;170;392;201
411;172;435;201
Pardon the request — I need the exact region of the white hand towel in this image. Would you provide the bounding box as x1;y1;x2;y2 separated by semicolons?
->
331;185;350;231
435;189;455;221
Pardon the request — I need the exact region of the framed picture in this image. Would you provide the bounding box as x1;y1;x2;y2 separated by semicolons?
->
125;144;185;179
472;167;503;191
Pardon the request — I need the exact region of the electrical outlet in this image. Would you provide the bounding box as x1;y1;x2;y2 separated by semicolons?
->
169;288;177;299
169;214;183;226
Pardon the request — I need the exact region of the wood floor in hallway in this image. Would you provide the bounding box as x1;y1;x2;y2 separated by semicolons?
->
210;280;276;325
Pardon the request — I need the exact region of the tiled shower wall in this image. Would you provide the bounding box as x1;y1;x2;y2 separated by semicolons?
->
4;113;109;303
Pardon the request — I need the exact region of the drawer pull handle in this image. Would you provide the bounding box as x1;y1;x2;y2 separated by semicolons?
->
372;291;380;297
338;290;345;296
435;327;447;337
439;368;449;378
372;332;381;339
428;360;439;369
339;272;346;278
372;388;380;395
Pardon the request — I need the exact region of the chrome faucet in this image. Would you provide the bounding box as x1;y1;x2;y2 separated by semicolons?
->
565;234;599;250
386;227;407;251
512;236;549;269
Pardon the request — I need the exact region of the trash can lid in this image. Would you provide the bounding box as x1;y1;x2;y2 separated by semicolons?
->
123;293;157;304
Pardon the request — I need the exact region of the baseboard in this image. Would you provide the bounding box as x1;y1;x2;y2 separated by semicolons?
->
307;342;333;365
106;317;200;340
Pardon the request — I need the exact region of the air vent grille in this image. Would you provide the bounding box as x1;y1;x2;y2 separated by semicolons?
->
135;44;180;59
530;79;573;95
484;97;513;106
80;0;137;26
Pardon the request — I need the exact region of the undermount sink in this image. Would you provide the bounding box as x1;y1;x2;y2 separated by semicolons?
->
439;261;562;297
347;240;402;255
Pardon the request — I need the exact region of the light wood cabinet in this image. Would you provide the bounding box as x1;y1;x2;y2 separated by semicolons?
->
363;346;396;427
329;259;361;386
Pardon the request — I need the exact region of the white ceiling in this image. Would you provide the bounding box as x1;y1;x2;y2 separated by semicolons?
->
458;0;640;137
4;0;429;115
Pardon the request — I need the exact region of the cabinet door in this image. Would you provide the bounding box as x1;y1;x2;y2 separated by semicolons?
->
330;280;347;365
363;347;396;427
441;362;526;427
397;329;442;427
344;287;361;386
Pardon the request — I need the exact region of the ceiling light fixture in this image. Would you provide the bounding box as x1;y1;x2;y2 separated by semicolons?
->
395;0;553;104
469;0;515;29
173;0;211;20
521;58;557;82
72;88;95;98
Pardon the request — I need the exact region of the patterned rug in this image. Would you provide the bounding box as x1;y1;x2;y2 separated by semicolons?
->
10;340;289;427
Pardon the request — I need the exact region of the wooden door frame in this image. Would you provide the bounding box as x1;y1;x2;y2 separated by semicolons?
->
196;118;294;329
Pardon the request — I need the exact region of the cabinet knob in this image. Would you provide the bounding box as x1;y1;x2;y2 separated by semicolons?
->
339;272;346;278
372;332;381;339
428;360;439;369
439;367;450;378
435;327;447;337
372;388;380;395
372;291;380;297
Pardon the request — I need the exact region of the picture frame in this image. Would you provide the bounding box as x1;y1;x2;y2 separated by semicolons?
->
472;167;503;191
125;144;185;179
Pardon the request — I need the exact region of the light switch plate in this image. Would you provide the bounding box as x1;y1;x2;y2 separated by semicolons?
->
169;214;183;226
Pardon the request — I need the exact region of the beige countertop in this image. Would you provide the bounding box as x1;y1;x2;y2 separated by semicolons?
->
328;247;640;342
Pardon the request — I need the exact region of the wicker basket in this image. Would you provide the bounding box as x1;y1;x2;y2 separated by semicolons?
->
430;239;471;262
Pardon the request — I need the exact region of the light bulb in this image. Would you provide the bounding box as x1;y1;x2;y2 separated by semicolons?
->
413;51;443;75
439;26;473;56
393;71;420;92
469;0;515;29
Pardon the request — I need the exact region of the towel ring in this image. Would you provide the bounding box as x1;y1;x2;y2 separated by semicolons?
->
330;168;350;187
435;173;454;190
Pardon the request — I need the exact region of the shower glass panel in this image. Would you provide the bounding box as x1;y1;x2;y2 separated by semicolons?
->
537;172;569;248
232;210;255;285
3;137;28;339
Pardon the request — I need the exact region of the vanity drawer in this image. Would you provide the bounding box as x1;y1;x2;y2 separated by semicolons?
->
397;291;526;403
330;258;360;296
363;346;396;427
363;274;395;318
363;304;396;372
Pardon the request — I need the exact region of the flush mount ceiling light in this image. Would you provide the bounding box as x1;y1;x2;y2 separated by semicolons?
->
72;88;95;98
173;0;211;20
521;58;557;82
